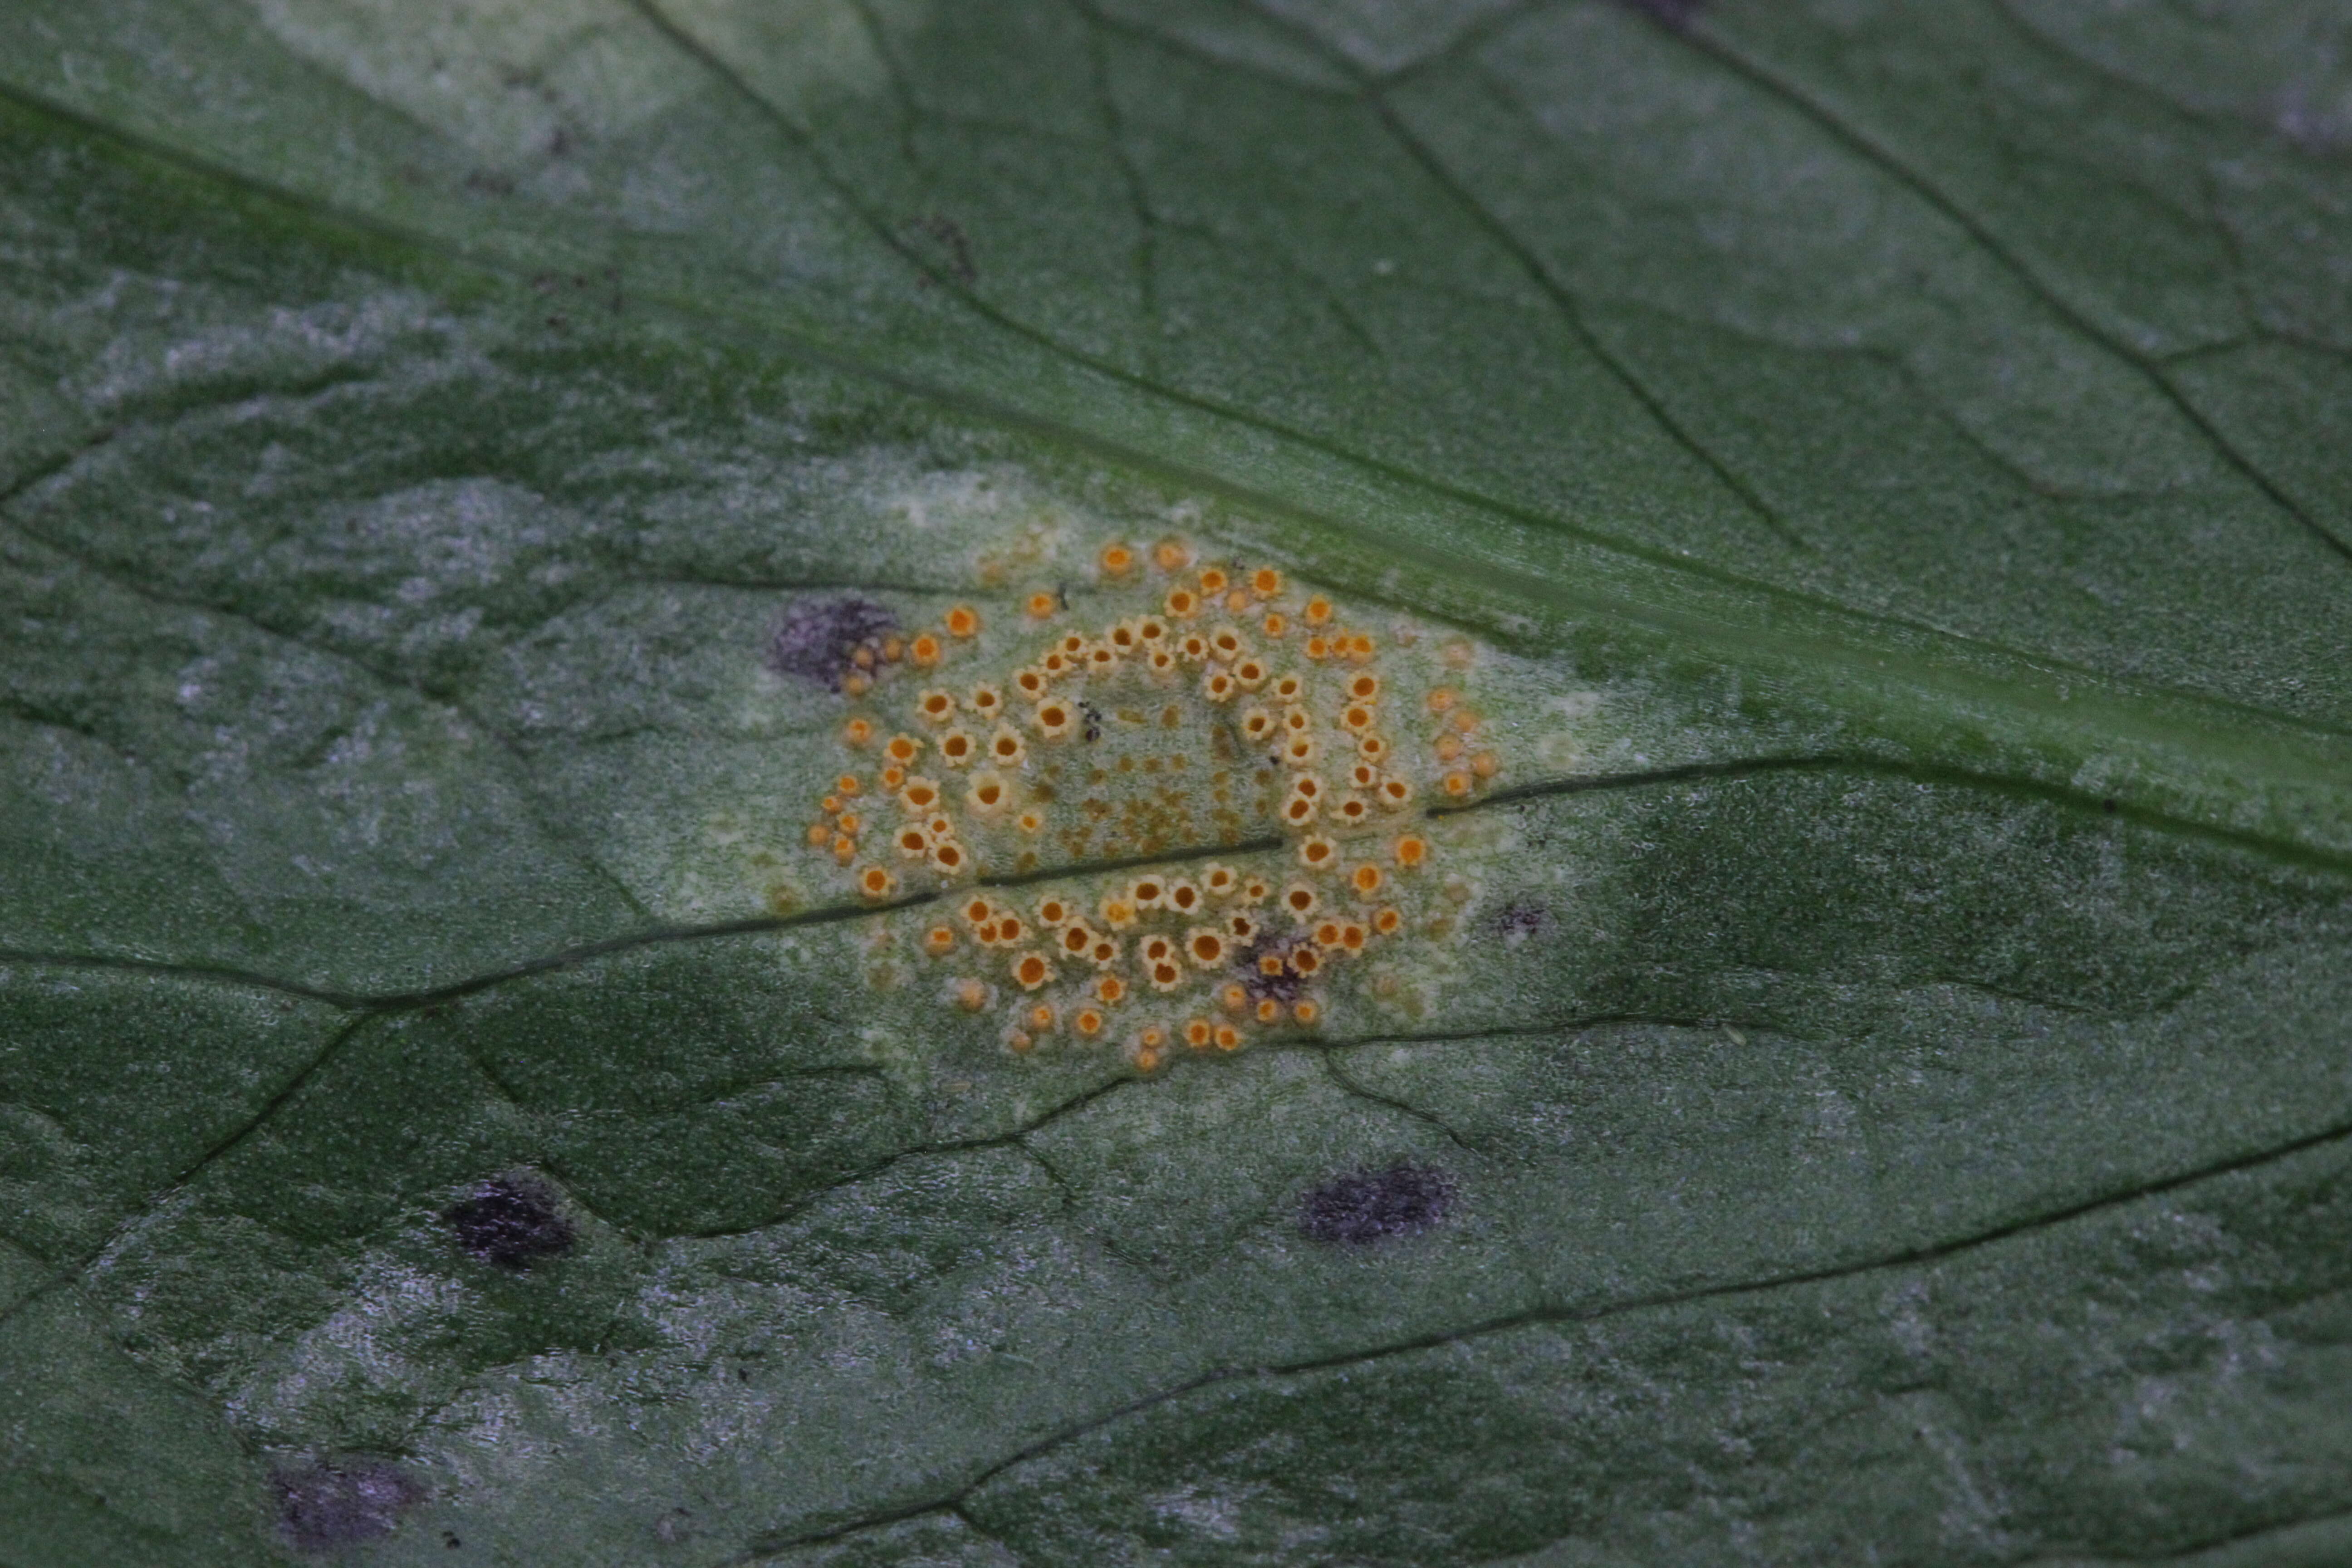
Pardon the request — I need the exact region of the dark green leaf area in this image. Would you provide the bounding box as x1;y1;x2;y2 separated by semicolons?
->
80;1015;653;1457
0;98;1069;986
0;1288;267;1568
0;970;344;1269
2;306;980;703
10;0;2352;767
1485;767;2336;1023
3;1;2352;1561
966;1137;2352;1567
0;519;645;992
413;940;922;1239
1400;770;2352;1289
1021;1050;1500;1293
46;764;2343;1563
760;0;2352;722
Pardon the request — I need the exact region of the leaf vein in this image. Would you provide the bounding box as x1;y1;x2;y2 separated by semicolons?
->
1660;5;2352;566
740;1105;2352;1561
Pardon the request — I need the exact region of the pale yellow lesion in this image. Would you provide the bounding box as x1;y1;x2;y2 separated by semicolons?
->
791;532;1525;1071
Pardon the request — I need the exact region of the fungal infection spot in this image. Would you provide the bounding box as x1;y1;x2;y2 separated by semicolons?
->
274;1460;426;1553
769;597;900;691
789;538;1510;1072
447;1177;573;1268
1298;1161;1455;1245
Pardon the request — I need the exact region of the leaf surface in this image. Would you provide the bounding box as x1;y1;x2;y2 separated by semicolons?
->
2;1;2351;1563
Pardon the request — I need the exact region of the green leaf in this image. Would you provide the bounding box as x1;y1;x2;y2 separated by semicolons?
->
3;1;2351;1563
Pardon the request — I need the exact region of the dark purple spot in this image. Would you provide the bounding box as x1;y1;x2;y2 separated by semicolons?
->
1233;931;1310;1006
765;596;899;690
1299;1162;1456;1246
274;1460;424;1553
447;1177;573;1268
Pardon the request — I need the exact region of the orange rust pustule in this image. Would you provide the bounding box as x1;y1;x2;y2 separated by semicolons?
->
794;538;1508;1069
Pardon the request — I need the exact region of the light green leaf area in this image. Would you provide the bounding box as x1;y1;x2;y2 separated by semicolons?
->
2;1;2351;1564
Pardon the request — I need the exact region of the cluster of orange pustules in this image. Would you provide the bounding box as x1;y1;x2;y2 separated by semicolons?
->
801;541;1498;1069
924;829;1438;1071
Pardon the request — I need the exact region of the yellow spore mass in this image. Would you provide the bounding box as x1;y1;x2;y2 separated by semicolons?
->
792;541;1505;1069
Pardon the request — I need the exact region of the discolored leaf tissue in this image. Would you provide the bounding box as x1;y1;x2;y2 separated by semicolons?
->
2;0;2351;1563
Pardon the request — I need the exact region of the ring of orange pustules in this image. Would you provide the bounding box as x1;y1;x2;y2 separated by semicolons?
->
801;538;1499;1072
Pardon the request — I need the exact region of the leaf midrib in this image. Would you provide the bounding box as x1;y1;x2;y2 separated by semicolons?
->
5;741;2347;1023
